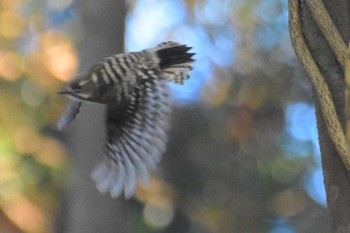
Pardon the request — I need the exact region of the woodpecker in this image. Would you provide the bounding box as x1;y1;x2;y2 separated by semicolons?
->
58;42;195;198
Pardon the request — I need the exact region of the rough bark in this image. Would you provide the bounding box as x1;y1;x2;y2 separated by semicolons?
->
62;1;130;233
301;0;350;231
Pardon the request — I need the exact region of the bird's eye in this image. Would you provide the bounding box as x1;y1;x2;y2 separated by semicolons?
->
71;79;91;92
71;84;81;92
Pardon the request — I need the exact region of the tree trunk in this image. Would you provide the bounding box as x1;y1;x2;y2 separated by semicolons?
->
61;1;131;233
301;1;350;231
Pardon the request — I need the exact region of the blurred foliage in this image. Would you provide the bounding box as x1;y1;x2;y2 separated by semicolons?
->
0;0;76;232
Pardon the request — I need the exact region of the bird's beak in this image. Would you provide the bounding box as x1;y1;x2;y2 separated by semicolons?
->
57;88;71;95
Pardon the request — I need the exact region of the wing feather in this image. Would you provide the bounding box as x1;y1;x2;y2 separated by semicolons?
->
92;78;170;198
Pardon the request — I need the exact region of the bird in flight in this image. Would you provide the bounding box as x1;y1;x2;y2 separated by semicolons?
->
58;42;195;199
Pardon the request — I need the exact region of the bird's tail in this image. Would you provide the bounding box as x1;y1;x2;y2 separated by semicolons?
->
154;42;195;84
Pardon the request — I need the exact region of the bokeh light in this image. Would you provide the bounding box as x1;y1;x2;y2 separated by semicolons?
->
0;51;23;81
0;0;71;232
39;31;78;81
0;11;24;38
269;219;297;233
304;167;327;206
143;197;175;228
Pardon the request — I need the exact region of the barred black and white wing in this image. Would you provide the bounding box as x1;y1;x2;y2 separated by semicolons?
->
91;78;171;199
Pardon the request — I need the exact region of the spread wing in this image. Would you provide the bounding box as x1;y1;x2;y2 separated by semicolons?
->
91;78;171;199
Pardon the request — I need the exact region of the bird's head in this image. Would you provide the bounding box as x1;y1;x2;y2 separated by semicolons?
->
58;75;96;101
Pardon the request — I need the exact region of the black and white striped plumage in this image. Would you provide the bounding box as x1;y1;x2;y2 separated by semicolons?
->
58;42;195;198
